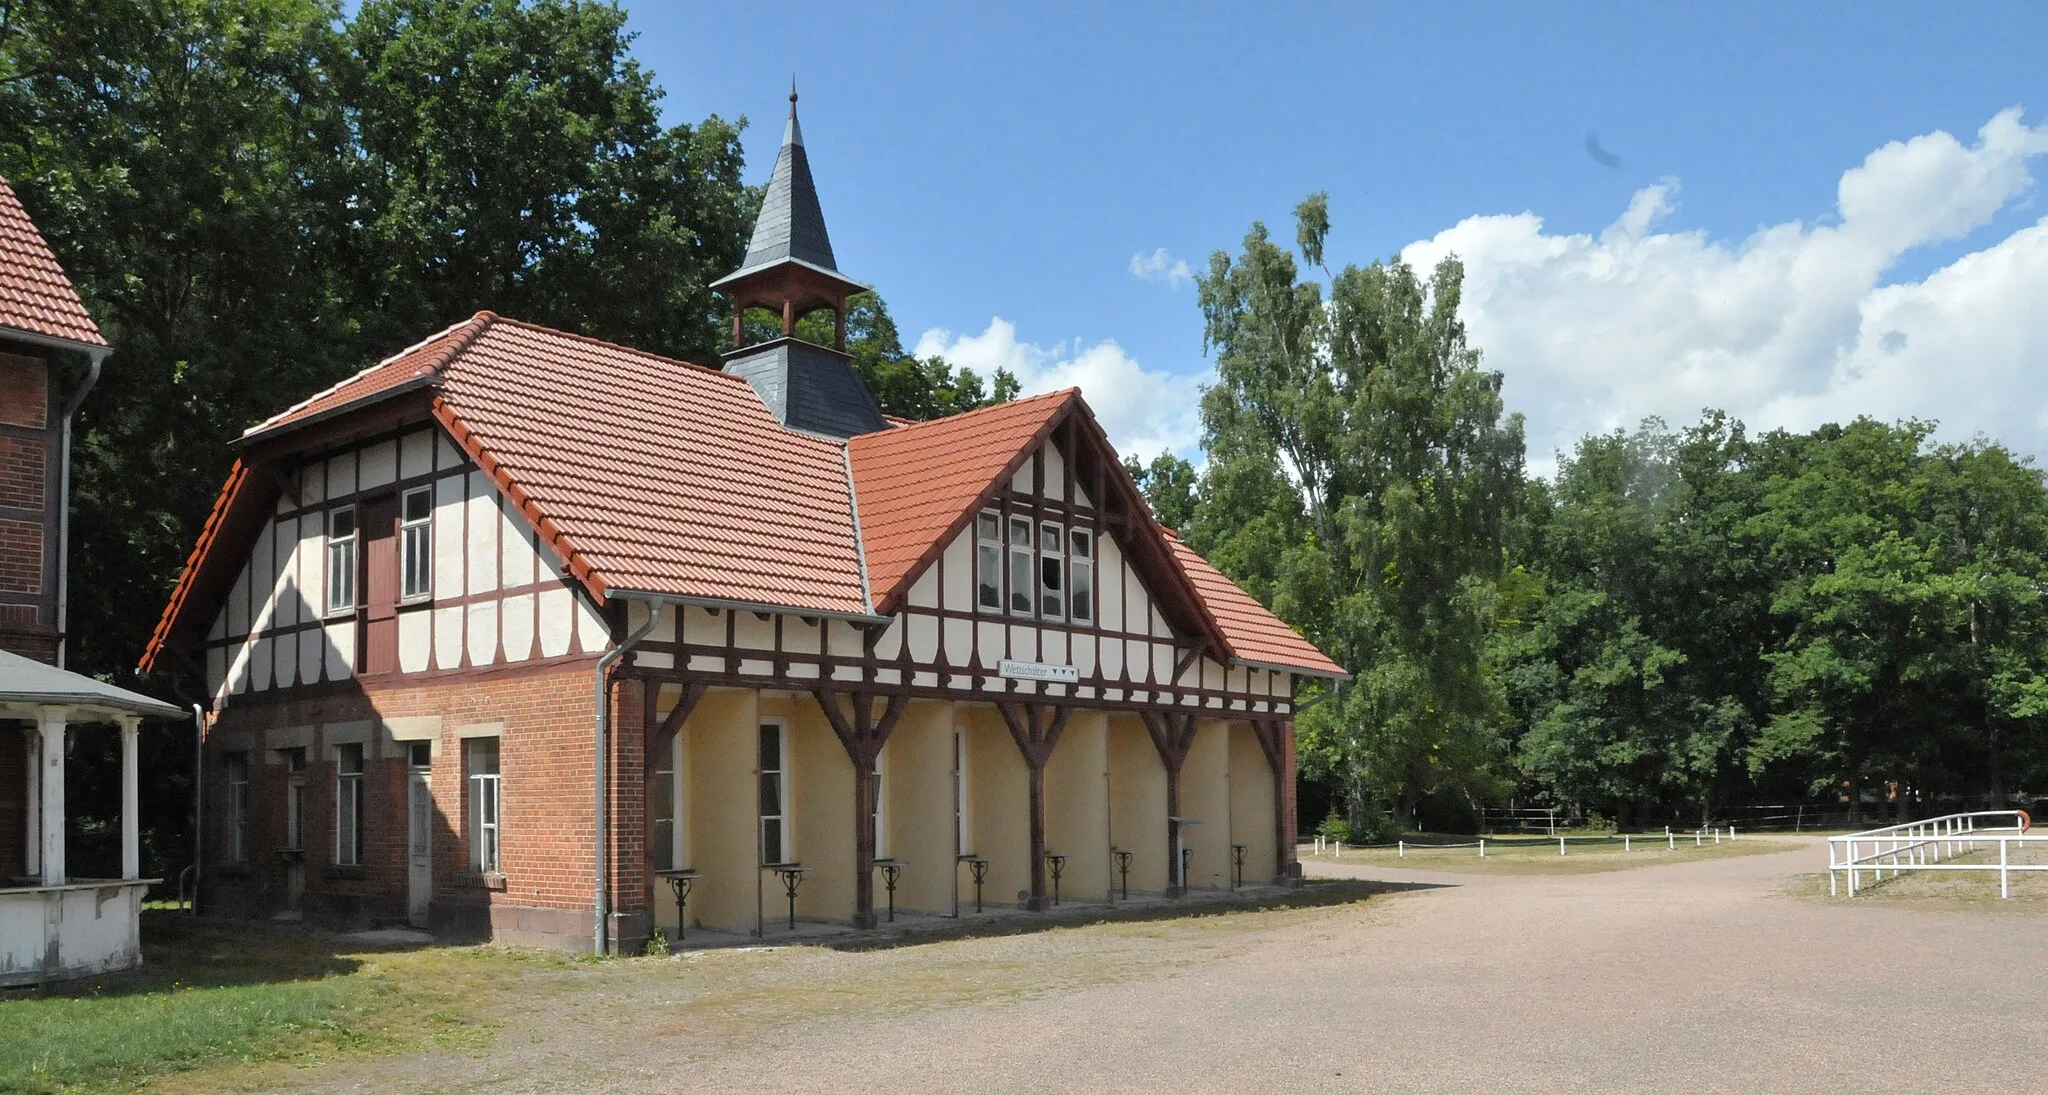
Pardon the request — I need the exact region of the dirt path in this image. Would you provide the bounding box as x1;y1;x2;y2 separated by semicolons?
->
245;837;2045;1094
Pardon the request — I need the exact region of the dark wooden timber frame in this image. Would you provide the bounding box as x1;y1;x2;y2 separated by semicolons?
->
996;700;1071;910
815;688;908;928
1248;719;1297;883
643;680;709;918
1139;710;1201;894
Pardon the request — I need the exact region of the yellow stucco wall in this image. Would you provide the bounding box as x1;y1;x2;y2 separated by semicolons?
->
1179;718;1232;891
1044;709;1110;902
1228;722;1279;886
684;687;758;931
783;696;854;922
883;700;956;914
961;704;1031;908
1106;713;1168;894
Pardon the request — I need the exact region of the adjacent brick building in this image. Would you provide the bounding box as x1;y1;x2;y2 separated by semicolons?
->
142;95;1345;954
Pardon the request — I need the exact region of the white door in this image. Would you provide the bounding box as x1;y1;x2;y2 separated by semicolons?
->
407;768;433;928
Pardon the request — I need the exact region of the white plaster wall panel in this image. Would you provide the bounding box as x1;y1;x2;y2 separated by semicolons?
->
297;518;322;626
326;451;357;499
1122;564;1146;642
467;601;499;666
537;588;574;657
1152;605;1170;639
434;606;465;668
941;532;972;611
498;501;535;589
272;518;300;628
641;603;674;643
907;615;938;663
1152;642;1173;684
742;656;775;676
827;620;863;660
875;667;903;685
227;560;250;639
873;619;903;660
682;606;722;648
325;619;354;680
1041;629;1068;668
398;611;432;672
913;670;938;687
250;635;272;693
299;461;325;505
832;660;862;681
1125;639;1149;683
687;653;722;673
247;520;274;634
1008;624;1036;663
975;621;1005;668
1279;672;1292;697
434;431;461;471
1070;632;1096;676
1043;443;1065;501
298;629;322;685
500;592;535;662
637;650;675;670
734;613;775;650
1099;539;1125;632
783;616;819;655
575;594;606;653
908;567;939;610
788;660;819;679
206;646;226;697
359;439;397;491
272;627;296;689
1010;460;1032;495
942;617;970;666
464;471;498;595
399;429;434;480
228;638;251;694
1228;665;1249;695
1098;633;1122;679
1074;481;1093;508
209;607;225;643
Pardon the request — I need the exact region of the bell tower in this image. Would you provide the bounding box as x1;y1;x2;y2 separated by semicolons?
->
711;85;886;438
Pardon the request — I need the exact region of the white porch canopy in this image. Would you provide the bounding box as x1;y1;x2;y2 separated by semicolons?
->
2;648;182;985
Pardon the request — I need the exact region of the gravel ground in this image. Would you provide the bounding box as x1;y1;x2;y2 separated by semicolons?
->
228;836;2044;1094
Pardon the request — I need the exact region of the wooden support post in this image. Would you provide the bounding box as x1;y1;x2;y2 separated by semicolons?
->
1250;718;1297;884
1140;711;1200;894
997;701;1072;910
642;680;706;916
818;689;907;928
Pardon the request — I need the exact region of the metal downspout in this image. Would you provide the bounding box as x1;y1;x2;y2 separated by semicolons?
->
191;703;205;913
55;351;106;668
594;603;660;955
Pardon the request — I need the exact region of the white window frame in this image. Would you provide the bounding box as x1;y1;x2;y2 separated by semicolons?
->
226;753;249;862
1007;515;1035;616
399;486;433;602
954;726;971;855
872;748;889;860
335;743;364;867
325;506;358;615
1068;527;1094;623
283;748;307;851
652;731;683;872
975;510;1003;612
758;717;790;865
1038;521;1065;619
467;737;501;874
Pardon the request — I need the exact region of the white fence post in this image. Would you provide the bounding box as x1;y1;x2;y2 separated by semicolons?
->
1625;835;1631;852
1398;841;1404;858
1479;839;1485;858
2000;839;2010;899
1558;836;1566;856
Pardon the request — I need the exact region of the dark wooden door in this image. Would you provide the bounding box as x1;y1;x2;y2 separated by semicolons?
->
360;493;400;674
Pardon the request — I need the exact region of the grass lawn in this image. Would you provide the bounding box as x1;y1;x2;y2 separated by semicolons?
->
0;912;559;1094
1788;840;2048;911
1300;833;1798;875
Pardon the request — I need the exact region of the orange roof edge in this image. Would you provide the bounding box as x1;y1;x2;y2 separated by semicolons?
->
140;459;257;673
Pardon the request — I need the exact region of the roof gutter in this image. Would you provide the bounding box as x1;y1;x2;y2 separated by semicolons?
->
606;589;890;627
593;603;661;956
1228;655;1354;682
55;346;108;669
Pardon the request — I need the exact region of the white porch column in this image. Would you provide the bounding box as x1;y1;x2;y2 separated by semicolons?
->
22;728;39;878
119;714;141;881
38;706;69;887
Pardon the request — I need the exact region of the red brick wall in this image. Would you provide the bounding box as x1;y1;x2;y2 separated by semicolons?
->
0;518;42;593
201;658;657;948
0;352;47;430
0;435;44;510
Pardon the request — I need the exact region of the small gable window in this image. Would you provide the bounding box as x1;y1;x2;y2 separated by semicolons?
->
400;487;433;600
976;511;1002;611
1038;522;1065;619
326;507;357;614
1007;516;1034;615
1069;529;1094;623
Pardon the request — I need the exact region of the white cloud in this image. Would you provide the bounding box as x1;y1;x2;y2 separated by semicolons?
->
1399;107;2048;474
913;318;1206;459
1129;247;1196;289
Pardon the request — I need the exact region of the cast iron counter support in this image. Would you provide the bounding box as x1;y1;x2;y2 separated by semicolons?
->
653;868;698;940
1231;844;1247;890
959;854;989;913
873;858;905;923
767;863;805;931
1114;848;1133;900
1044;853;1067;906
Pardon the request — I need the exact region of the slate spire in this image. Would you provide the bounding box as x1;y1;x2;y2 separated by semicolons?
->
711;86;885;439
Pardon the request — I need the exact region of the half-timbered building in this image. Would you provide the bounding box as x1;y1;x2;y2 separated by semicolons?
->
141;94;1346;953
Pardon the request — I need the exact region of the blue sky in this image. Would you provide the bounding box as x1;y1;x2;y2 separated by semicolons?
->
627;2;2048;468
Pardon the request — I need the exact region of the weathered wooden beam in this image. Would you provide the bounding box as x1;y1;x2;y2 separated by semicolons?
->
816;689;908;928
996;701;1071;909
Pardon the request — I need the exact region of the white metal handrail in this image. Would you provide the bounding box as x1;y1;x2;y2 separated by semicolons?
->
1828;810;2039;899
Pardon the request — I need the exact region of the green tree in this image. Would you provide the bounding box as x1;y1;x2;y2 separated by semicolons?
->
1123;451;1197;534
1193;194;1527;828
792;291;1018;420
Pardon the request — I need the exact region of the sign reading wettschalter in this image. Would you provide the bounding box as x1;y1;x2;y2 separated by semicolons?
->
997;659;1079;684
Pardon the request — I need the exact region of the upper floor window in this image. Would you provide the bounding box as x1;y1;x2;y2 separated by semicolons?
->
975;511;1002;611
326;507;357;614
400;487;433;600
282;747;308;852
335;743;364;866
467;738;501;874
224;753;249;862
1069;528;1094;623
759;721;790;864
1007;516;1033;615
1038;522;1065;619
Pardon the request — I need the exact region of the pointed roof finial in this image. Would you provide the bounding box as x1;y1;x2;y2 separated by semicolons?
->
790;76;799;115
783;77;804;148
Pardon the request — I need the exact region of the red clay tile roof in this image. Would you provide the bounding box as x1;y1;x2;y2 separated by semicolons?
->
243;314;486;439
848;388;1073;607
0;175;105;349
1165;531;1349;678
